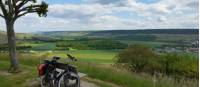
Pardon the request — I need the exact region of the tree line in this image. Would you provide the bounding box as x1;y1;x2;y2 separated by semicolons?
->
56;39;128;50
0;44;32;51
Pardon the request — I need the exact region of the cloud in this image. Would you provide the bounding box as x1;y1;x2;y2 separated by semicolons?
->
150;4;171;14
48;4;112;20
82;0;123;5
158;16;167;22
0;0;198;32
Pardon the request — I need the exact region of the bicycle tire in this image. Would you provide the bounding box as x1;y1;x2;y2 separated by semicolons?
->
40;75;54;87
56;72;80;87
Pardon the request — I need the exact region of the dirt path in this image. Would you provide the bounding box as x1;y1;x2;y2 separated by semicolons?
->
80;80;99;87
26;72;99;87
0;71;112;87
27;79;99;87
79;73;99;87
83;77;122;87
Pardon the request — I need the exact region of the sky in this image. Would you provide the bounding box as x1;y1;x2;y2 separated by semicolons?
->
0;0;199;32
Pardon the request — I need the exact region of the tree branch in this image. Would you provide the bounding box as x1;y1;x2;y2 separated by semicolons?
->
16;0;29;9
13;10;37;20
14;0;30;19
13;1;48;21
0;0;8;16
12;0;17;7
18;5;41;12
0;13;4;18
19;10;37;16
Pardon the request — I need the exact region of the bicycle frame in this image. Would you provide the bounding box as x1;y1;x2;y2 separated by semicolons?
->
39;58;77;84
39;55;80;87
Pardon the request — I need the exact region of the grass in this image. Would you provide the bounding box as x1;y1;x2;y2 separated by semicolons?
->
0;54;40;87
0;52;198;87
18;42;56;51
0;63;39;87
48;50;118;63
0;51;117;87
76;62;198;87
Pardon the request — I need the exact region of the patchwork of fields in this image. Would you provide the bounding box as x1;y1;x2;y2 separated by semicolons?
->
0;29;198;87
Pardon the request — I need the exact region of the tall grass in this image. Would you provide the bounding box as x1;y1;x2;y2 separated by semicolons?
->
76;62;198;87
0;53;198;87
0;53;40;87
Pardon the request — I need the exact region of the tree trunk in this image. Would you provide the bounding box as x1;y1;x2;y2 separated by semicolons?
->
6;21;20;72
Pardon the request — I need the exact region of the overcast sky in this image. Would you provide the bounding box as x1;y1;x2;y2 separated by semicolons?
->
0;0;199;32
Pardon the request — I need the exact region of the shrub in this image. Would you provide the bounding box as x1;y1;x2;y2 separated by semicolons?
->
115;44;198;78
116;44;158;73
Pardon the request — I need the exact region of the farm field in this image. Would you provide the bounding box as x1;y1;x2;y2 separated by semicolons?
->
0;29;198;87
49;50;118;63
19;42;56;51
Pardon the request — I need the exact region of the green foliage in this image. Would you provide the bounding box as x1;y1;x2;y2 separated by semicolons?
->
114;34;156;41
36;1;48;17
161;53;199;78
0;53;42;87
54;47;69;50
0;52;198;87
0;44;32;51
116;45;158;72
76;63;154;87
77;62;198;87
56;39;127;50
116;45;199;78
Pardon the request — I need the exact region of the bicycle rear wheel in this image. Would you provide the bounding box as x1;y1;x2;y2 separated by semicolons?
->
40;76;54;87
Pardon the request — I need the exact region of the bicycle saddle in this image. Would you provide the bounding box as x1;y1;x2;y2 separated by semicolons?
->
53;56;60;60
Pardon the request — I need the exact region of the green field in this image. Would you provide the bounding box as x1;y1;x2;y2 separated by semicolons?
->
38;50;118;63
18;42;56;51
0;52;198;87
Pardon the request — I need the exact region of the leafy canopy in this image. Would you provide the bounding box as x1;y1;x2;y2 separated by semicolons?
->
0;0;48;22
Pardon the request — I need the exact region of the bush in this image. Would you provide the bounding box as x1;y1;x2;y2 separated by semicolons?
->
0;45;32;51
161;53;198;78
115;44;198;78
54;47;69;50
116;44;158;73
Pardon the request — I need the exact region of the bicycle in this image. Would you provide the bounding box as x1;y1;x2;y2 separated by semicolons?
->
38;54;80;87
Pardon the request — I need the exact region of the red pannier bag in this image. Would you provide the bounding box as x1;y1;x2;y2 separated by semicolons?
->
38;64;46;76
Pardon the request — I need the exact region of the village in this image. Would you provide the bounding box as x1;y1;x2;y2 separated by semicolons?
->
156;40;199;53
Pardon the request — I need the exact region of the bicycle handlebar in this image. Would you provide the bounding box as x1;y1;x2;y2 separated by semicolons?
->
45;54;77;64
66;54;77;61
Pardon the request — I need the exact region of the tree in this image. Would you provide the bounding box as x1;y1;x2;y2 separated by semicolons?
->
0;0;48;72
116;44;157;72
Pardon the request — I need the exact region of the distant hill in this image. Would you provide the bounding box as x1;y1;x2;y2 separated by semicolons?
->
0;31;7;44
0;31;52;44
0;29;198;44
39;29;199;36
38;29;199;42
89;29;199;35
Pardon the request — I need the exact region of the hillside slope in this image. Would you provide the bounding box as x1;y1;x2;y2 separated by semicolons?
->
0;31;44;44
38;29;199;42
0;31;7;44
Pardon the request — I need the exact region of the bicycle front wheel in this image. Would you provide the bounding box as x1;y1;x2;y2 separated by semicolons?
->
57;72;80;87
